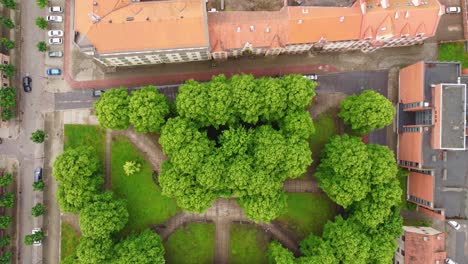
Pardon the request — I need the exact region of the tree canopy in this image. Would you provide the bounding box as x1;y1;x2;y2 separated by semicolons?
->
267;241;295;264
339;90;395;134
53;146;103;212
159;74;317;222
114;229;165;264
128;86;170;133
94;88;130;130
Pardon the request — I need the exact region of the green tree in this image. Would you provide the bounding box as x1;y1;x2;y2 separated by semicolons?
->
238;192;287;223
76;236;114;264
53;146;103;212
367;144;398;185
32;180;44;191
367;211;403;264
339;90;395;134
0;216;11;229
322;216;371;264
36;0;47;9
0;251;10;264
0;192;14;208
281;74;317;111
1;108;13;121
315;135;372;208
114;229;165;264
0;17;14;29
267;241;295;264
0;38;14;50
94;87;130;129
298;236;338;264
0;64;15;78
0;173;13;187
35;17;48;29
0;235;10;247
24;230;44;246
230;74;262;123
30;129;45;143
31;203;46;217
128;85;170;133
61;255;79;264
36;41;47;52
123;161;141;176
280;111;315;140
0;87;15;108
0;0;16;9
80;192;128;237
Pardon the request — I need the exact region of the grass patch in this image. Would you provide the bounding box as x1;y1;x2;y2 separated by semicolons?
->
111;136;179;233
404;219;432;227
438;42;468;68
164;223;215;264
310;112;339;162
276;193;336;240
64;124;106;165
398;168;417;211
60;222;80;260
229;224;269;264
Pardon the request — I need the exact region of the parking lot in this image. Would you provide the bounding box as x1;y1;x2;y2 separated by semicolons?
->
445;220;468;264
44;1;65;80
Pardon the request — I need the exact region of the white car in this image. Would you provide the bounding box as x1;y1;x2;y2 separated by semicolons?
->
47;30;63;37
303;74;318;81
48;38;63;45
445;258;458;264
46;15;63;22
32;228;42;246
448;220;461;230
49;6;63;13
446;6;461;14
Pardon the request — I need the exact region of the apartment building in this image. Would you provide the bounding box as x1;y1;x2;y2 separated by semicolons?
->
397;61;468;219
74;0;211;67
394;226;446;264
74;0;443;66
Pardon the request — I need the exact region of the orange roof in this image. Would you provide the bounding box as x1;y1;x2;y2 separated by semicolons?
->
408;171;434;204
208;10;288;51
75;0;209;53
398;132;423;165
287;7;362;44
403;226;446;264
399;61;425;104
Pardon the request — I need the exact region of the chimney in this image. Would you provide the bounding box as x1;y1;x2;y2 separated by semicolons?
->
381;0;389;8
412;0;421;6
360;0;367;14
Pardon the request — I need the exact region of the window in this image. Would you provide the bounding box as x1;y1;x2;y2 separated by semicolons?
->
401;126;422;133
402;235;405;241
401;249;405;256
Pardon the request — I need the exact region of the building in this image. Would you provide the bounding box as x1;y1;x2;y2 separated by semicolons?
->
74;0;443;67
74;0;211;67
397;61;468;219
394;226;446;264
0;53;10;87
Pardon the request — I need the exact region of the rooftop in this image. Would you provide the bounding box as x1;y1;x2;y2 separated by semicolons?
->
439;84;466;150
403;226;446;264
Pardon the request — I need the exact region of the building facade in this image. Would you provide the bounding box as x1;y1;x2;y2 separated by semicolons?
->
394;226;446;264
397;61;468;218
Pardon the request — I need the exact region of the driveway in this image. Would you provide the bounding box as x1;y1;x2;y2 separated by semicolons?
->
436;0;465;42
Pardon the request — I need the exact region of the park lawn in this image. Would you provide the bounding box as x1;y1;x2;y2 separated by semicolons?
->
63;124;106;166
229;224;269;264
276;193;336;240
310;112;339;159
438;42;468;68
165;223;215;264
111;136;179;233
60;222;80;261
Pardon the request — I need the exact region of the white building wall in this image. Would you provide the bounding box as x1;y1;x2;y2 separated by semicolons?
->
394;236;405;264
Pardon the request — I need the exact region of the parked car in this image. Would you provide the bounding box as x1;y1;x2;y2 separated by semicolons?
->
46;68;61;76
47;30;63;37
48;38;63;45
445;258;458;264
49;6;63;13
32;228;42;246
22;76;32;92
446;6;461;14
34;167;42;182
303;74;318;81
46;15;63;22
448;220;461;230
92;90;105;97
48;51;63;58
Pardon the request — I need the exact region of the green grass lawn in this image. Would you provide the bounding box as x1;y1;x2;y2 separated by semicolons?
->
64;124;106;165
276;193;336;240
164;223;215;264
111;136;179;233
229;224;269;264
310;112;339;158
60;222;80;260
438;42;468;68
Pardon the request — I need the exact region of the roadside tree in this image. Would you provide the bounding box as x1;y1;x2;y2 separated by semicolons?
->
36;0;47;9
31;203;46;217
35;17;48;29
0;87;15;108
0;64;15;77
94;87;130;130
339;90;395;134
0;216;11;229
24;230;44;246
0;0;16;9
1;109;13;121
0;17;14;29
0;252;10;264
30;129;45;143
0;173;13;187
128;85;170;133
0;38;14;51
0;236;10;247
0;192;14;208
32;180;44;191
36;41;47;52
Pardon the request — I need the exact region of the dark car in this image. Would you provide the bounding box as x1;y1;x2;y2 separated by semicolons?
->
23;76;32;92
34;167;42;182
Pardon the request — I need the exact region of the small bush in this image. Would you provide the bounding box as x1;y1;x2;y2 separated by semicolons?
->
123;161;141;176
31;130;45;143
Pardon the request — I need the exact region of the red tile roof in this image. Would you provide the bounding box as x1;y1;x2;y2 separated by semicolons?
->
403;226;446;264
